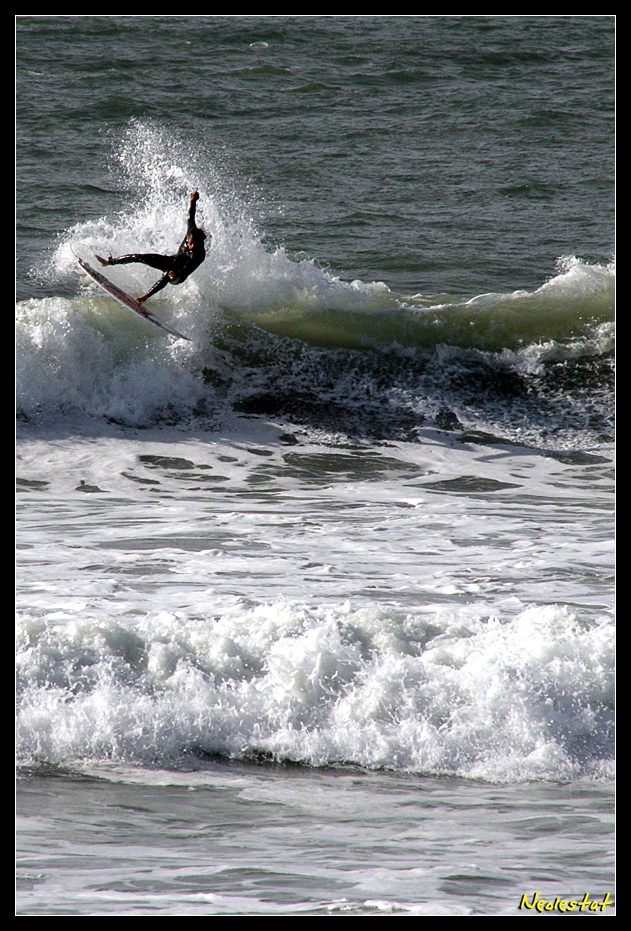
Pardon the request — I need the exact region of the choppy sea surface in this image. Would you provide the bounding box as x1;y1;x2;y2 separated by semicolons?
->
16;15;615;916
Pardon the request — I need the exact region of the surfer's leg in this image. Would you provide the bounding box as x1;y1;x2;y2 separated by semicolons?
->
106;253;175;274
136;272;171;304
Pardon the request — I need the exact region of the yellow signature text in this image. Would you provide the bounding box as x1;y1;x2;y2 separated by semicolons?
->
519;891;613;913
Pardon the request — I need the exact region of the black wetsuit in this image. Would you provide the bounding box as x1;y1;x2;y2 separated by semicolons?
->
107;197;208;301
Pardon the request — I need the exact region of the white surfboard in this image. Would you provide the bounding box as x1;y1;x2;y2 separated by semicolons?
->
74;252;191;340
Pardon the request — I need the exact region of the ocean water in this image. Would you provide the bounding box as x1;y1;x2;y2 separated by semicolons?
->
16;15;615;916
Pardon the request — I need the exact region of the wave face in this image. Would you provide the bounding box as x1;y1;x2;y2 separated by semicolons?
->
16;124;614;452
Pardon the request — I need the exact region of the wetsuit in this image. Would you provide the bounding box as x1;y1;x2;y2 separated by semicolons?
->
101;195;208;302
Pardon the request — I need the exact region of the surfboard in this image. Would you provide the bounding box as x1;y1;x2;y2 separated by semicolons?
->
74;252;191;340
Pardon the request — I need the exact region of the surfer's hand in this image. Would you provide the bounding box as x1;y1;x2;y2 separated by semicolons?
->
190;191;199;202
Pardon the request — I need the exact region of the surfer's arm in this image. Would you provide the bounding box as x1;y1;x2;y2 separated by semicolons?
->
177;193;201;252
186;191;200;234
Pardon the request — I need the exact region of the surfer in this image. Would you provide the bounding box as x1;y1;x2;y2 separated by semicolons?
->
95;191;208;303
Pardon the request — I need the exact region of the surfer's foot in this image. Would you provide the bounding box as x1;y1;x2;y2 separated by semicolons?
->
95;254;112;266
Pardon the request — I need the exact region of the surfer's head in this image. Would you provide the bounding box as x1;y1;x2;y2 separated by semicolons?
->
189;228;207;247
